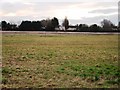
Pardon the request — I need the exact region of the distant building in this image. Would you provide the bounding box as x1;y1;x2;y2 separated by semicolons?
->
55;25;78;31
55;26;64;31
68;25;78;31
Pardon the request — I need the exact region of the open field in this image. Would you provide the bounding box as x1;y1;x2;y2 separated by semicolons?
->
2;33;120;88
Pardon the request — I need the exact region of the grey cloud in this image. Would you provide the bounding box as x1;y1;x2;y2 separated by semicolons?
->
30;2;79;11
80;14;118;25
70;2;117;9
93;2;118;8
1;2;117;15
0;2;31;14
0;2;77;16
89;8;117;14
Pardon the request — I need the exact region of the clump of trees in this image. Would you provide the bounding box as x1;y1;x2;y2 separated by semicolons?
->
78;24;89;31
19;17;59;31
45;17;59;31
1;17;119;32
76;19;118;32
19;21;42;31
1;17;59;31
89;24;102;32
1;21;17;31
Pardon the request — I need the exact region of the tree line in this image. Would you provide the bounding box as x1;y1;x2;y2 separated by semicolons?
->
1;17;119;32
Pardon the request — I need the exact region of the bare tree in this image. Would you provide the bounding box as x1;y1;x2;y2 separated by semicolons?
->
62;17;69;31
101;19;114;30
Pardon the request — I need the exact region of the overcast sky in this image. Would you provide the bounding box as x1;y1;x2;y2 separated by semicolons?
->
0;0;119;26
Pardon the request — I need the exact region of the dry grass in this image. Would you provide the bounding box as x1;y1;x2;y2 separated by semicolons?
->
2;34;119;88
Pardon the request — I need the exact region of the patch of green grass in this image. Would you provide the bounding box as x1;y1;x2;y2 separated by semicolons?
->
2;34;118;88
106;79;119;85
56;64;120;82
2;67;12;74
2;77;8;84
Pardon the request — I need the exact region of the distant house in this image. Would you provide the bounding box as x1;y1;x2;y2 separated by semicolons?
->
68;25;78;31
55;26;65;31
55;25;78;31
112;26;118;31
68;25;77;31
